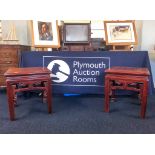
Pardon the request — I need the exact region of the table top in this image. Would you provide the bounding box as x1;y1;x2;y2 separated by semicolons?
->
105;66;150;76
4;67;51;77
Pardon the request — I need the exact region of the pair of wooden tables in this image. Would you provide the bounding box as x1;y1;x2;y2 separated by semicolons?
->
4;66;150;120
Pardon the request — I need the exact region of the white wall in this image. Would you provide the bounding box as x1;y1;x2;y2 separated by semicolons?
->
141;20;155;51
135;20;143;50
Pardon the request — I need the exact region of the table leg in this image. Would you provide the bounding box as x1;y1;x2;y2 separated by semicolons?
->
6;82;15;121
140;81;148;118
104;77;110;112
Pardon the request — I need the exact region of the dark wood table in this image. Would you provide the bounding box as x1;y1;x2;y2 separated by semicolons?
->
104;66;150;118
4;67;52;121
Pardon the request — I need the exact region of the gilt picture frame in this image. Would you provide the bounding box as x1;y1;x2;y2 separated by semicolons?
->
31;20;60;48
104;20;138;45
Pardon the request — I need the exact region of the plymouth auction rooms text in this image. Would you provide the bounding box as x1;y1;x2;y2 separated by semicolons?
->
72;61;106;83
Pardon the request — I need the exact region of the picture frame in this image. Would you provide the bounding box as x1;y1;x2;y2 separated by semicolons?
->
31;20;60;48
104;20;138;46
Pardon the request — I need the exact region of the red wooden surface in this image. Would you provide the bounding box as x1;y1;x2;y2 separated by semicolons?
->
104;66;150;118
105;66;150;76
4;67;51;76
4;67;52;121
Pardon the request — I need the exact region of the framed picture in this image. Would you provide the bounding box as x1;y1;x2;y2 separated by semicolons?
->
31;20;60;48
104;20;138;45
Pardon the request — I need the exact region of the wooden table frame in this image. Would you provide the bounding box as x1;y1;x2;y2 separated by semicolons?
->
4;67;52;121
104;67;150;118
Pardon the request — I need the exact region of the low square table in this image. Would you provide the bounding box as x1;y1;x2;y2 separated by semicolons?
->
4;67;52;121
104;66;150;118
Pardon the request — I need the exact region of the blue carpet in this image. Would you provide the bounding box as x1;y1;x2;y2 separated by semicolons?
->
0;89;155;134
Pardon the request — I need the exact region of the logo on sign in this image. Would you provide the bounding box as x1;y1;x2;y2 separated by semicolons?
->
47;60;70;83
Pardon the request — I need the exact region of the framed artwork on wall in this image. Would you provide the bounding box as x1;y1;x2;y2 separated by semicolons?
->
104;20;138;46
31;20;60;48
